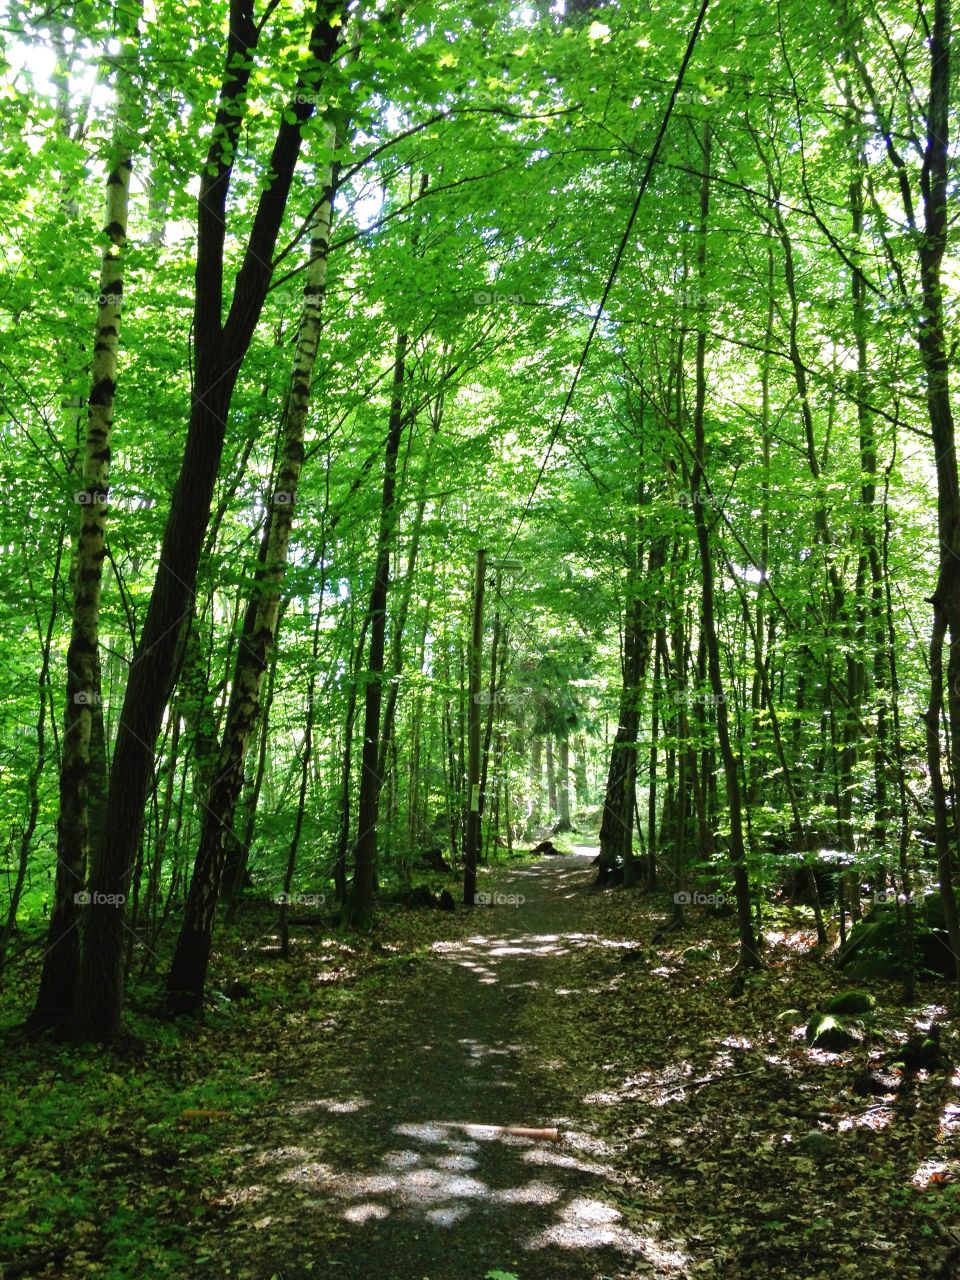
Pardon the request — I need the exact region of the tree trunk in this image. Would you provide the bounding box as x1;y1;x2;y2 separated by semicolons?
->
349;332;408;927
556;739;571;831
1;542;63;982
688;122;760;970
918;0;960;991
572;735;589;808
646;632;662;886
527;737;544;837
478;593;503;857
376;495;428;795
28;53;134;1029
166;131;337;1013
278;597;325;958
70;1;343;1040
545;737;558;817
597;543;661;883
334;613;371;905
463;547;486;906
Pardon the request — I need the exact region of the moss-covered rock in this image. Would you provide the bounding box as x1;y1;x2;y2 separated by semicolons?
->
805;1012;862;1051
823;990;876;1015
836;894;955;980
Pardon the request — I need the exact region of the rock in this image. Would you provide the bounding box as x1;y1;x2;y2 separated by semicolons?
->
852;1069;900;1097
777;856;841;905
841;953;903;981
682;945;719;963
891;1026;945;1073
836;894;956;979
805;1012;862;1051
824;990;876;1015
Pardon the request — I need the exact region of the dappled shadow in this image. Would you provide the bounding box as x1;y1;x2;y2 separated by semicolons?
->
200;852;960;1278
206;853;695;1278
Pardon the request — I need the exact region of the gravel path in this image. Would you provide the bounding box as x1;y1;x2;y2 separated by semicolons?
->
221;853;666;1280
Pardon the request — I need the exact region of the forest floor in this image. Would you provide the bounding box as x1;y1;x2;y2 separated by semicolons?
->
2;851;960;1280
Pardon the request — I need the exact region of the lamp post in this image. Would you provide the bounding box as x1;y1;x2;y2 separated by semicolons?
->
463;551;522;905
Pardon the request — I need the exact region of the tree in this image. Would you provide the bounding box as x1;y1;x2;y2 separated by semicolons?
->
69;0;345;1040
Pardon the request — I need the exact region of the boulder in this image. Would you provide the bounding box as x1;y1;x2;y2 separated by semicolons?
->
836;894;955;980
823;990;876;1015
806;1012;862;1051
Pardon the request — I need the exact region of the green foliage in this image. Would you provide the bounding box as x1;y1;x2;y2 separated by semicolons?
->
0;0;951;1059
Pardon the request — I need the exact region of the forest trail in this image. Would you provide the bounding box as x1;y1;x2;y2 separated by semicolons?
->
215;852;669;1280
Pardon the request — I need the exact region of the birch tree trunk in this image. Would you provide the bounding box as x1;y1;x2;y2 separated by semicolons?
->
28;39;135;1029
70;1;344;1041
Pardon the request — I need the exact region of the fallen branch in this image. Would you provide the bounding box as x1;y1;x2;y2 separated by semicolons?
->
635;1066;768;1094
460;1123;561;1141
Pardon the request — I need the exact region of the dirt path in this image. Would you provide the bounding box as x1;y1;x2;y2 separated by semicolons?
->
217;853;665;1280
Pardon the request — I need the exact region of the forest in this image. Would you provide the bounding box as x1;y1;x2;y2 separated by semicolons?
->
1;0;960;1276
